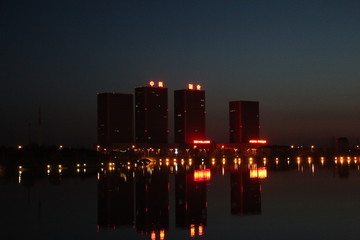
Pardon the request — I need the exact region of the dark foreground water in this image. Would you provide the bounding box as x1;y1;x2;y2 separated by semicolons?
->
2;158;360;240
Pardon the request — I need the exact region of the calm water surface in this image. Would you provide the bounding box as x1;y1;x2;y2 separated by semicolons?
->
2;158;360;240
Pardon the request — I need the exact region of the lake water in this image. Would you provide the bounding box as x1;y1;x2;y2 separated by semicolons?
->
2;157;360;240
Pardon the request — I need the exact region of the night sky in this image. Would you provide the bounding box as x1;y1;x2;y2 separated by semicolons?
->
1;0;360;147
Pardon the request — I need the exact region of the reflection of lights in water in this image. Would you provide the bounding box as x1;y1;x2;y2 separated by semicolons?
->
311;164;315;175
18;170;22;184
190;224;195;237
250;164;267;179
321;157;325;165
198;225;204;236
194;169;211;181
275;158;279;165
308;157;312;164
222;158;226;165
222;167;225;176
160;229;165;240
77;169;80;173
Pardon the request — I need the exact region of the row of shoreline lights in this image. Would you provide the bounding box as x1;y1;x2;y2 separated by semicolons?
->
148;81;202;91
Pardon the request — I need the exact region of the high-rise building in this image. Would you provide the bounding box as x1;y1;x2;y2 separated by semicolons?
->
174;84;205;144
135;81;168;144
97;93;133;148
229;101;259;144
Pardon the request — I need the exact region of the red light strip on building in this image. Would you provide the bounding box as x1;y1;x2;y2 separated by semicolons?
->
249;139;267;144
193;140;211;144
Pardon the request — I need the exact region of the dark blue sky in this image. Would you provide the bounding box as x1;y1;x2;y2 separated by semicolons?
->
1;0;360;147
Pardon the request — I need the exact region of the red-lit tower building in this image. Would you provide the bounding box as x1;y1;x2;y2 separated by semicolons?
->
97;93;133;148
229;101;259;144
135;81;168;144
174;84;206;144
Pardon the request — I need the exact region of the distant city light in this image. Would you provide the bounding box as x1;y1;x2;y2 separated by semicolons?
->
188;83;194;90
196;84;201;90
149;81;155;87
158;81;164;87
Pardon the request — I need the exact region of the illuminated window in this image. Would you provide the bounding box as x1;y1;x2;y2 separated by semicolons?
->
188;83;194;90
196;84;201;90
158;81;164;87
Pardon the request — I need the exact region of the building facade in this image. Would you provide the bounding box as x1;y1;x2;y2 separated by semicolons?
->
135;81;168;144
229;101;259;144
174;84;206;144
97;93;133;148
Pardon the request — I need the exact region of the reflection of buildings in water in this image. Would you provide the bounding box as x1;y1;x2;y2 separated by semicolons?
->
97;170;134;230
135;167;169;238
175;170;207;237
335;164;349;178
231;166;261;215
